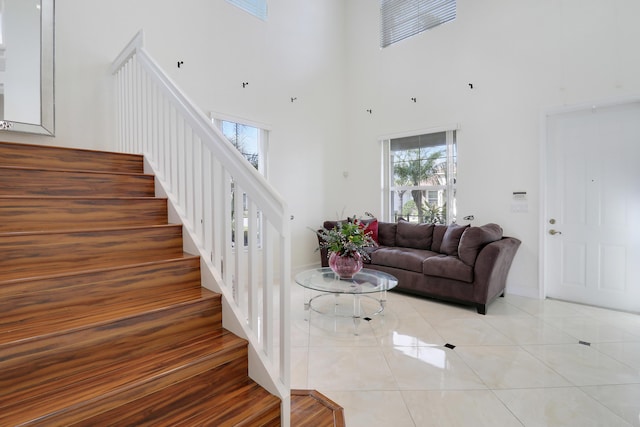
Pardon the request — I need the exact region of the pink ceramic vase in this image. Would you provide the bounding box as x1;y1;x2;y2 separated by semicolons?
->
328;252;363;279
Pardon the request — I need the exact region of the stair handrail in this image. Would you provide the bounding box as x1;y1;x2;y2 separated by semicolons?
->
111;30;290;425
110;32;288;228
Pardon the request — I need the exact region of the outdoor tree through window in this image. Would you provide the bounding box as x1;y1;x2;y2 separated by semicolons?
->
221;121;260;171
384;130;456;224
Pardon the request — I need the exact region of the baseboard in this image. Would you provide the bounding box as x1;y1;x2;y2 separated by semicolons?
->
505;285;542;300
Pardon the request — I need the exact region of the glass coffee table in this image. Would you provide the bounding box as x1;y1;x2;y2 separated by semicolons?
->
294;267;398;334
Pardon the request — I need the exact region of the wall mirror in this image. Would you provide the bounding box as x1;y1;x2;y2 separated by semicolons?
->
0;0;54;136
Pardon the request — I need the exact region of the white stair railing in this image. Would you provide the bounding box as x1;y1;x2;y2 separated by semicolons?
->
111;31;290;425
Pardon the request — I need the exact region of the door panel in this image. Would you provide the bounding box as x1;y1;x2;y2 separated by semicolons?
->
562;242;585;287
545;102;640;312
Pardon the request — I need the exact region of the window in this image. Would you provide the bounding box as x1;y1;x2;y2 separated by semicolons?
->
226;0;267;21
215;118;269;177
220;121;261;173
382;129;457;224
214;117;269;248
380;0;456;48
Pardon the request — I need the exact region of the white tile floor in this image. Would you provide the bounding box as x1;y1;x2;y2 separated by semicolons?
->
289;285;640;426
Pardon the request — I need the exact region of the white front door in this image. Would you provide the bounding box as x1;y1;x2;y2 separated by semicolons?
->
544;101;640;312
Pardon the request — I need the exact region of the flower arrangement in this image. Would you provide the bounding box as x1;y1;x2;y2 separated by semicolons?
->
315;215;377;260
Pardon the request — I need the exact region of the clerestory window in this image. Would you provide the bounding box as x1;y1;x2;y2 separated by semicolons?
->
380;0;456;48
226;0;267;21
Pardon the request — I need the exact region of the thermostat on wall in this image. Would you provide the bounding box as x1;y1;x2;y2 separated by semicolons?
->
511;191;528;213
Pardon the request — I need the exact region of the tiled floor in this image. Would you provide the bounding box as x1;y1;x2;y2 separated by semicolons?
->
289;285;640;426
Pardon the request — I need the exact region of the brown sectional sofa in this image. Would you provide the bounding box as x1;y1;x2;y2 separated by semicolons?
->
319;219;521;314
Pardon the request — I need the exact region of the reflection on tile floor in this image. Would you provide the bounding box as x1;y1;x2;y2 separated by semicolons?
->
290;285;640;426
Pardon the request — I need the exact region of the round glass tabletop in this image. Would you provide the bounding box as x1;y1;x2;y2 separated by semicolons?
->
295;267;398;294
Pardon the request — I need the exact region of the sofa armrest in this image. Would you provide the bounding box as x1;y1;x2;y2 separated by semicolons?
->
472;237;521;305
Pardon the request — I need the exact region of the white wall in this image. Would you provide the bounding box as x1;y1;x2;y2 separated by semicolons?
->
0;0;347;269
6;0;640;296
342;0;640;297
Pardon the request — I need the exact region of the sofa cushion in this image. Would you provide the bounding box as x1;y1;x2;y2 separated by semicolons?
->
440;224;469;256
377;222;397;247
371;247;439;273
423;255;474;282
323;220;341;231
395;220;434;250
430;224;448;253
458;223;504;266
362;246;377;264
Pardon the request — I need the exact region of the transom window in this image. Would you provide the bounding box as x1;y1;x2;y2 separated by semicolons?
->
382;129;457;224
226;0;267;21
380;0;456;48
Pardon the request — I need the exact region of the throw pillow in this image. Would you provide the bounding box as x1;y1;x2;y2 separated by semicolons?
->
350;217;379;244
439;223;469;256
458;223;503;265
395;220;434;250
362;219;379;244
377;222;397;246
430;224;448;253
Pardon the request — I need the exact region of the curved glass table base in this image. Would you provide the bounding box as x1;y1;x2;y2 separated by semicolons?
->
307;293;386;318
295;268;398;335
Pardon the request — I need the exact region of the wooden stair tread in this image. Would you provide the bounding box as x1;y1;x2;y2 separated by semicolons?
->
0;166;155;197
0;196;168;232
0;293;227;394
0;289;222;362
0;141;144;173
69;360;251;426
0;256;201;289
0;253;204;341
0;287;208;345
0;329;247;426
0;195;162;200
167;381;281;427
75;377;280;427
0;164;150;176
0;225;186;281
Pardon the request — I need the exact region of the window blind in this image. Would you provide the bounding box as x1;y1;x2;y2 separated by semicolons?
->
390;132;447;151
226;0;267;21
380;0;456;48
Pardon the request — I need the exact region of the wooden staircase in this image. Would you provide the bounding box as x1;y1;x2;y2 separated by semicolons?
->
0;141;281;426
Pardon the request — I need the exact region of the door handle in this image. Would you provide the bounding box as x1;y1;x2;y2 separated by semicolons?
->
549;229;562;235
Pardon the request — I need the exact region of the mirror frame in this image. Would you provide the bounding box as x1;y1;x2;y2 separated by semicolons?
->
2;0;54;136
